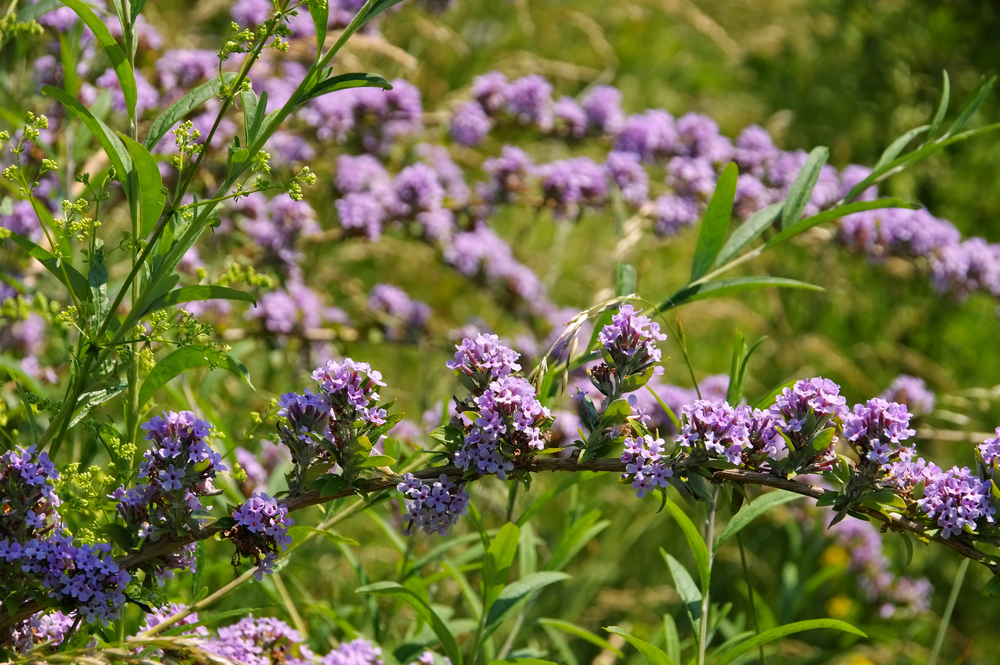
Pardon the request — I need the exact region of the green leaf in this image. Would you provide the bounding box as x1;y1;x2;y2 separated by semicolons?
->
138;344;253;406
713;202;781;268
844;121;1000;203
712;619;866;665
57;0;136;120
714;490;803;551
644;385;681;432
487;661;556;665
356;582;462;665
926;70;951;142
661;277;823;310
43;85;132;196
4;230;90;304
603;626;678;665
356;454;396;469
662;614;681;664
660;550;701;633
481;572;570;644
482;522;520;611
873;126;930;173
545;510;609;572
662;499;710;593
764;198;919;250
690;162;738;281
144;73;238;150
946;74;997;137
615;262;637;297
516;472;600;526
309;0;329;58
287;525;359;547
15;0;64;22
300;72;392;105
320;476;348;497
357;0;407;29
142;285;257;317
97;523;135;551
981;574;1000;597
119;134;166;238
752;379;795;410
780;146;829;230
538;618;623;657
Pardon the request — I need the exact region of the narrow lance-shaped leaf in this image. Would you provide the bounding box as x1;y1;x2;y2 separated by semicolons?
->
138;345;254;407
538;619;623;657
616;262;637;297
482;522;519;611
142;285;257;317
309;0;329;59
946;74;997;138
660;550;701;634
713;202;782;269
144;73;238;150
845;121;1000;203
712;619;866;665
764;198;919;250
603;626;678;665
662;498;711;593
714;490;803;551
780;146;829;230
4;230;90;304
120;134;166;238
872;126;929;173
57;0;137;121
356;582;463;665
925;70;951;143
480;572;570;645
660;277;824;311
299;72;392;106
690;162;738;281
43;85;133;197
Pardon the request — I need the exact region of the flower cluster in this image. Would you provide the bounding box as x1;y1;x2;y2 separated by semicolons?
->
620;435;673;498
677;401;753;464
276;359;389;492
111;411;225;544
843;398;915;466
455;375;551;480
597;304;666;377
368;283;431;342
204;614;317;664
322;638;386;665
880;374;936;416
912;463;995;538
225;492;294;580
397;473;470;536
766;378;848;473
446;332;522;393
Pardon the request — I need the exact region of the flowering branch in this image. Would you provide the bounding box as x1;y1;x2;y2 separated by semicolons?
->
2;453;996;633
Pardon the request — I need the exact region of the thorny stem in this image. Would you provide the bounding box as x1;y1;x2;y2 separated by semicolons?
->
697;486;718;665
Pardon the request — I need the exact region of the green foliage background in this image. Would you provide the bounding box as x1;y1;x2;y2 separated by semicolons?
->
6;0;1000;662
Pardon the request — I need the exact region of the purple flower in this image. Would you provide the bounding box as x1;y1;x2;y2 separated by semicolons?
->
880;375;935;417
598;304;666;370
603;151;649;206
537;157;609;219
228;492;294;579
843;398;915;466
398;474;470;536
653;194;700;236
614;110;678;162
505;74;553;130
472;71;509;113
447;333;522;385
477;146;535;208
582;85;625;135
554;96;587;138
450;101;492;146
620;434;673;498
369;284;431;341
